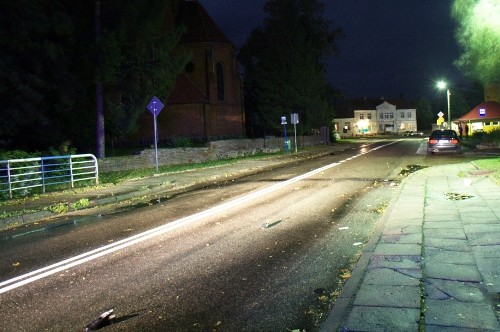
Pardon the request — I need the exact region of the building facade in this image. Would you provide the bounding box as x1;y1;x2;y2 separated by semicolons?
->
335;100;417;137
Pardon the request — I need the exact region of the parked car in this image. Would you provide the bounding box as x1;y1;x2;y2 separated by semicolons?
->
401;131;424;136
427;130;461;154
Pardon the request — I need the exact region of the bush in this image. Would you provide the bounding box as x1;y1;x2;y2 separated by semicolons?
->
0;150;41;160
171;137;192;148
484;129;500;143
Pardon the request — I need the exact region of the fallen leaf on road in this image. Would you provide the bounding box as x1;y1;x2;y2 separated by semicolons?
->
12;262;21;267
340;269;351;279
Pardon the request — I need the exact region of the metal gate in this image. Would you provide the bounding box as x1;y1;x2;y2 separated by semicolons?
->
0;154;99;198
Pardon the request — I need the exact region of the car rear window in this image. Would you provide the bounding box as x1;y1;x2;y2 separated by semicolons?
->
431;131;457;139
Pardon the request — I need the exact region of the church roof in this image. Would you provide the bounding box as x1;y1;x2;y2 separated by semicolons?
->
456;101;500;121
175;0;233;45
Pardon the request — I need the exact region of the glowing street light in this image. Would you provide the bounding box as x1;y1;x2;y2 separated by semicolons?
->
437;81;451;129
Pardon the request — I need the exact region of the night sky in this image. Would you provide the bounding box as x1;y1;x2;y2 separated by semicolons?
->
197;0;464;100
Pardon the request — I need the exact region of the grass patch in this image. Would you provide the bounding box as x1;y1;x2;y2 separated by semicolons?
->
99;151;284;185
46;198;91;214
473;157;500;185
0;150;288;208
0;208;38;220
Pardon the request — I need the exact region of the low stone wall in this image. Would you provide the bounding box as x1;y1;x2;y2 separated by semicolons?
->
98;135;327;172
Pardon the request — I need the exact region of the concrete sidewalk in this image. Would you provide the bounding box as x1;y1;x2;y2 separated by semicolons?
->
321;162;500;331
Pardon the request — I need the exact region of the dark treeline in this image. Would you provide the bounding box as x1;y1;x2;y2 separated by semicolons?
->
1;0;346;155
2;0;483;156
239;0;344;136
0;0;188;156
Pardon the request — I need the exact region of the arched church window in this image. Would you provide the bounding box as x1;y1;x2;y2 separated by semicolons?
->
216;63;225;101
185;62;195;73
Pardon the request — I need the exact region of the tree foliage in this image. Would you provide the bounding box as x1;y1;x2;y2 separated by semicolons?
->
239;0;343;136
0;0;188;154
452;0;500;84
97;0;190;140
0;0;81;150
415;98;434;130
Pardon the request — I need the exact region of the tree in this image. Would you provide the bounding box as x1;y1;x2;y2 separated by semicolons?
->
0;0;81;151
239;0;343;136
415;98;434;130
94;0;190;157
452;0;500;85
0;0;189;155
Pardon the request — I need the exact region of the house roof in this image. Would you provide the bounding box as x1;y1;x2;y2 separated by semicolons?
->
175;1;233;45
334;97;415;118
167;73;208;105
456;101;500;122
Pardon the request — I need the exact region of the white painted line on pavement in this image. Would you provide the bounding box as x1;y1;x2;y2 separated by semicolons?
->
0;141;398;294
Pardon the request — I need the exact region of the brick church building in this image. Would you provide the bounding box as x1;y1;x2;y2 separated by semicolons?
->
131;0;245;144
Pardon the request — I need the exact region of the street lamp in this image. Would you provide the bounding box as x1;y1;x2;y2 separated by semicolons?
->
437;81;451;129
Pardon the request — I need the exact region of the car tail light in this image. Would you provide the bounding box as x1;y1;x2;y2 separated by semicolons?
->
450;139;459;144
429;139;438;144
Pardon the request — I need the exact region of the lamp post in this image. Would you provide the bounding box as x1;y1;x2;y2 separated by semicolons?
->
437;81;451;129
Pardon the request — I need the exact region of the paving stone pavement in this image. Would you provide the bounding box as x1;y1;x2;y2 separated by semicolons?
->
321;161;500;331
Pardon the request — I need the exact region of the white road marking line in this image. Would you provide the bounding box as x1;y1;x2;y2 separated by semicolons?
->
0;141;397;294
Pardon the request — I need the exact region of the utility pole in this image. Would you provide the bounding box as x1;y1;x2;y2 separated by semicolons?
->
95;0;105;158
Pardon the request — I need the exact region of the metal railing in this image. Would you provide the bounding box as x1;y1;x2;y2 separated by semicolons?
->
0;154;99;198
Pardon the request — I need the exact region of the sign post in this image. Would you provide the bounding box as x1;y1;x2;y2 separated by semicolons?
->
437;112;445;129
281;116;289;153
291;113;299;153
147;96;164;173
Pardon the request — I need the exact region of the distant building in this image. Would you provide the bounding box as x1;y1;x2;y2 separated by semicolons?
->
455;101;500;136
334;98;417;137
129;0;245;144
454;84;500;136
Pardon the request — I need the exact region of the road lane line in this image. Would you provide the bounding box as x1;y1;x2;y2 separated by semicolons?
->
0;141;397;294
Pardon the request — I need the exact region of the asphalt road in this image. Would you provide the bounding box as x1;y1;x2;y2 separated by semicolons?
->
0;138;471;331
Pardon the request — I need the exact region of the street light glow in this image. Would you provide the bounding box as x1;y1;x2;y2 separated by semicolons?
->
437;80;451;128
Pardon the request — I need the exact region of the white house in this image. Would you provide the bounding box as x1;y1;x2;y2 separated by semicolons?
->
335;100;417;137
